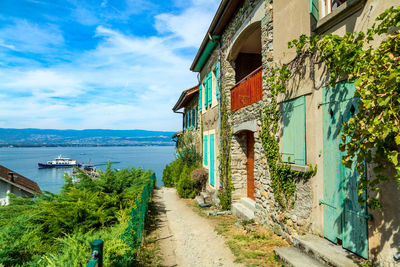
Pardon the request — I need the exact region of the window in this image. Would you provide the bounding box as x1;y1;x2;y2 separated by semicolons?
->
199;84;202;112
318;0;349;18
281;96;306;165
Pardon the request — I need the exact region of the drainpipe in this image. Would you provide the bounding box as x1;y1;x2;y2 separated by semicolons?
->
215;36;223;190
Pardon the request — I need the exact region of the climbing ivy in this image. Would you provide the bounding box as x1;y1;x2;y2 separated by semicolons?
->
264;6;400;209
218;65;233;210
261;66;317;209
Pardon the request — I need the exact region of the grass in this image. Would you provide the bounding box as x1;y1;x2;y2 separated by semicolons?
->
184;199;288;267
136;200;163;267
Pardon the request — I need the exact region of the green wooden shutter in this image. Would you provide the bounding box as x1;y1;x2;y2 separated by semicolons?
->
183;113;186;132
208;72;212;106
204;135;208;165
281;96;306;165
191;109;194;129
204;80;208;110
189;109;192;129
199;84;202;112
186;112;188;132
309;0;319;21
210;134;215;186
195;106;198;129
216;62;220;99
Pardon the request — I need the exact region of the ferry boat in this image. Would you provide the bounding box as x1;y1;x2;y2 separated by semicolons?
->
38;155;81;168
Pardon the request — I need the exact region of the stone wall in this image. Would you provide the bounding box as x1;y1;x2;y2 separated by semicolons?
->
217;0;314;245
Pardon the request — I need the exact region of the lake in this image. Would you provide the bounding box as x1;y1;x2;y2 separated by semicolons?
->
0;146;176;193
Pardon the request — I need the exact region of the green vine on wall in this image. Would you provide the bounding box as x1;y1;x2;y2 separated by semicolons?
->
218;69;233;210
265;6;400;209
261;66;317;210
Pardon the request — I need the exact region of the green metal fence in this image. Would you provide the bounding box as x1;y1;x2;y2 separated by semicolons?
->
87;173;156;266
122;172;156;252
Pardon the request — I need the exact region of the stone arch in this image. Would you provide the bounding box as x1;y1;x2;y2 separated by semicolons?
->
226;20;262;83
227;21;262;62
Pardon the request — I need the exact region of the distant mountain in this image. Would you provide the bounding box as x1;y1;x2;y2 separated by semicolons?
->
0;128;176;147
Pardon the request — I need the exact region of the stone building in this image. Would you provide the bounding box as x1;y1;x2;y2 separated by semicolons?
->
172;85;201;152
192;0;400;265
0;165;41;205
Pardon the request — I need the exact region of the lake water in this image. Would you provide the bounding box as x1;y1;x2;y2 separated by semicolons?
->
0;146;176;193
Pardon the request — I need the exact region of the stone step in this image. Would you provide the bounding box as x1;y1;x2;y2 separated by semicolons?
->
240;197;256;212
274;247;326;267
231;202;255;221
293;234;362;267
200;191;211;203
195;195;204;205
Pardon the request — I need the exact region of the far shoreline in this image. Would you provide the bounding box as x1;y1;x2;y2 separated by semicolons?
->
0;143;175;148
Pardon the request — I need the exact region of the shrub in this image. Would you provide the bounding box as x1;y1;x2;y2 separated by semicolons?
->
177;165;198;198
162;158;185;187
162;163;173;187
191;168;208;192
0;164;154;266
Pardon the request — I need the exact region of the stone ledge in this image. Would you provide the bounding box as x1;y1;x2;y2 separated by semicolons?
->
314;0;366;34
232;119;257;134
289;164;310;173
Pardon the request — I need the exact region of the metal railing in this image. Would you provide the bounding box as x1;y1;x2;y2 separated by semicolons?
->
86;173;156;266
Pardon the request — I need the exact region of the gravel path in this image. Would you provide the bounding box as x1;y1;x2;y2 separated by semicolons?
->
154;187;241;267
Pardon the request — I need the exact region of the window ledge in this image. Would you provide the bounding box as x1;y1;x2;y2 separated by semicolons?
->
313;0;366;34
289;164;310;173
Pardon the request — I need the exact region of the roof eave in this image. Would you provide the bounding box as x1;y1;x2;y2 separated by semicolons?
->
0;176;40;195
190;0;242;72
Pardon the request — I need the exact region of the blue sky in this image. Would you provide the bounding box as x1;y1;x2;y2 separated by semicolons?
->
0;0;219;131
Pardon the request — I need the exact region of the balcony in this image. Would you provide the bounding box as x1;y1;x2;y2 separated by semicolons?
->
230;66;262;112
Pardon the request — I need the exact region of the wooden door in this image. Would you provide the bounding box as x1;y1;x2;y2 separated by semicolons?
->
341;95;368;259
322;82;368;259
247;132;255;200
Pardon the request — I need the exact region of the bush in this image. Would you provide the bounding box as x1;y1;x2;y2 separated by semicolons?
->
191;168;208;192
177;165;198;198
162;158;185;187
0;163;154;266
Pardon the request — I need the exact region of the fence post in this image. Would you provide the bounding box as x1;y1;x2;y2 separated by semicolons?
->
88;240;104;267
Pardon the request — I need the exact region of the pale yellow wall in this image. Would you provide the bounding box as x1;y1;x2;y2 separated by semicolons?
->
273;0;311;64
274;0;400;263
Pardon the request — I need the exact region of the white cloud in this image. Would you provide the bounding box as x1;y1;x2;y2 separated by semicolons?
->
3;69;84;98
0;19;64;53
0;0;220;131
155;1;219;48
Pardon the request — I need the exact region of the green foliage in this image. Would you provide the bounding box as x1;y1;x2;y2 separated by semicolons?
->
162;158;185;187
287;6;400;209
218;70;233;210
177;164;199;198
176;131;201;166
163;131;201;198
0;163;155;266
261;44;317;210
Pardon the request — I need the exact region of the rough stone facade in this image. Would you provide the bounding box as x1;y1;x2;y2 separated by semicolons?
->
217;0;314;245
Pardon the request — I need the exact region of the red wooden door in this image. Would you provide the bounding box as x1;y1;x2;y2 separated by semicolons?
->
247;132;255;200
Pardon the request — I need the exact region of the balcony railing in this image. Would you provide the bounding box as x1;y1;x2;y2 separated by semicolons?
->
230;66;262;112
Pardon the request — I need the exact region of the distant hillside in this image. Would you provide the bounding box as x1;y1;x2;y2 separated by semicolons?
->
0;128;175;147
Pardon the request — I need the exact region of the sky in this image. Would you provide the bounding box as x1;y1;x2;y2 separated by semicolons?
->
0;0;220;131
